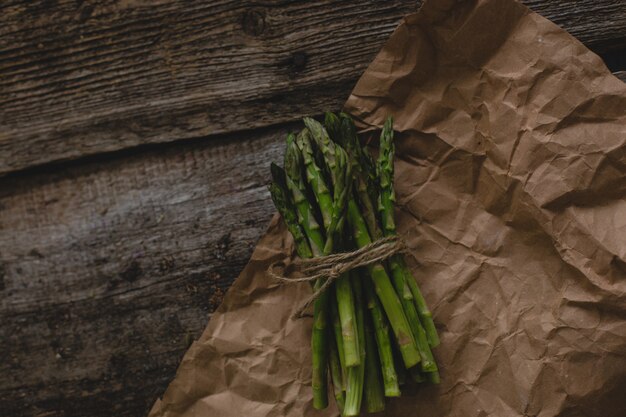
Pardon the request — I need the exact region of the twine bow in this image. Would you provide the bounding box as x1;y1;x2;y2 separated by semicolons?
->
267;236;407;318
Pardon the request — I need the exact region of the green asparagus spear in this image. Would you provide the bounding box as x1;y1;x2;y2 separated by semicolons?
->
377;119;439;373
334;271;359;368
331;113;382;240
406;276;439;347
335;113;421;359
302;118;352;249
330;297;347;390
269;164;329;408
338;113;380;212
285;133;334;409
335;116;434;374
332;113;426;391
296;129;334;232
310;309;329;409
410;366;440;384
377;118;440;348
364;281;400;397
312;115;420;368
344;272;366;416
325;113;415;396
284;135;325;256
298;124;360;368
363;309;385;413
269;164;314;259
269;113;444;413
389;258;437;372
346;198;421;368
323;112;342;145
391;341;407;386
329;327;346;412
428;369;441;384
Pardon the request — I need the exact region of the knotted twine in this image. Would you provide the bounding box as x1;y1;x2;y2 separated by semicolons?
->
267;235;407;318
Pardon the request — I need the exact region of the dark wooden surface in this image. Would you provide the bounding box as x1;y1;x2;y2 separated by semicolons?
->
1;1;625;416
2;0;625;175
0;126;289;417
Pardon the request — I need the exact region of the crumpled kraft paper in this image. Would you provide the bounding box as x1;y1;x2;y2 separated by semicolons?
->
149;0;626;416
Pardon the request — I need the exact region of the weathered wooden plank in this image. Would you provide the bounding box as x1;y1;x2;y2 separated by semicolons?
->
0;0;417;176
0;125;288;417
524;0;626;51
1;0;626;175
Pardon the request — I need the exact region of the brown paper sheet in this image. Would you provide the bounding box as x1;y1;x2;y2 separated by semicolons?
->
149;0;626;415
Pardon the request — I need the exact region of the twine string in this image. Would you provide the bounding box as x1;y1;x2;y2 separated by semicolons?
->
267;236;407;318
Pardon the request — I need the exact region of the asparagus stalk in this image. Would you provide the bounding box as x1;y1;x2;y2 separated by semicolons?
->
269;165;329;408
306;117;420;368
410;359;440;384
269;114;444;413
298;124;360;368
406;275;440;347
391;341;407;386
390;261;437;372
323;111;342;141
336;114;379;199
344;197;421;368
284;135;325;257
377;118;439;373
335;114;417;310
335;114;434;373
330;297;347;390
278;140;358;409
363;281;400;397
363;308;385;413
302;118;352;253
296;129;334;232
334;271;359;368
428;369;441;384
329;327;346;412
377;119;439;347
285;135;335;409
344;271;366;416
269;164;314;259
338;115;413;314
331;112;381;240
310;307;329;408
331;112;422;393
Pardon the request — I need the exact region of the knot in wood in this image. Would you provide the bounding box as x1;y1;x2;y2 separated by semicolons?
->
242;9;266;37
289;52;308;74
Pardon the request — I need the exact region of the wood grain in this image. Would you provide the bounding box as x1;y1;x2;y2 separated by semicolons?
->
0;126;287;416
1;0;625;176
524;0;626;51
0;0;417;176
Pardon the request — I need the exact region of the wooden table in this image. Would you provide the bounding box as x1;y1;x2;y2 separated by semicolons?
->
1;1;624;416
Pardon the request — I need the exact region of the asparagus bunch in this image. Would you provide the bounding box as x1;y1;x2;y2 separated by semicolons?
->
269;113;440;415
